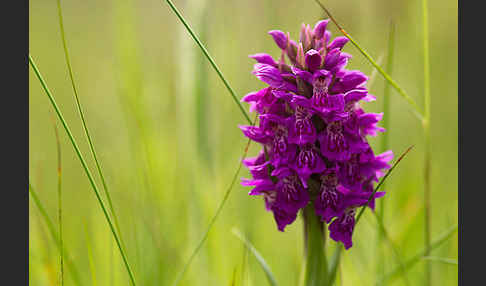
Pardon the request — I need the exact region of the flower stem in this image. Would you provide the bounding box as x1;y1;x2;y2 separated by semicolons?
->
302;204;328;286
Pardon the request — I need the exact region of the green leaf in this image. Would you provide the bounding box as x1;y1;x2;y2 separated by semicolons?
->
172;134;254;286
422;256;458;266
378;224;458;284
232;228;279;286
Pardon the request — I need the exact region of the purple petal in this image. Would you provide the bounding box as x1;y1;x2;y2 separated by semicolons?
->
313;19;330;39
249;53;277;66
305;49;322;71
268;30;288;50
327;36;349;51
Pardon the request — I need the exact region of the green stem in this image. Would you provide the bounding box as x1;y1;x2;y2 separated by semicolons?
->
163;0;252;124
303;204;328;286
313;0;424;121
56;0;127;252
422;0;432;284
29;54;137;286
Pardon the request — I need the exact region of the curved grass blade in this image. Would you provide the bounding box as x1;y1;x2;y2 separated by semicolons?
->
29;181;82;286
313;0;423;121
29;54;137;286
163;0;252;124
328;145;413;285
172;129;255;286
422;256;457;266
56;0;127;252
378;224;458;284
232;228;279;286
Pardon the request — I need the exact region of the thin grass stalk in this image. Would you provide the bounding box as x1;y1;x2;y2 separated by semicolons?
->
355;146;414;224
421;0;432;284
52;121;64;286
378;224;458;284
377;22;395;285
55;0;127;253
29;182;82;286
29;54;137;286
172;125;255;286
313;0;423;121
163;0;252;124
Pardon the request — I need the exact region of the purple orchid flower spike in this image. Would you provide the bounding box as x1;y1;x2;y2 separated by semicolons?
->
240;19;393;250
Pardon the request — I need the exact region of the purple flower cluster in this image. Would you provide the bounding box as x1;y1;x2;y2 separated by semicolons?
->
240;20;393;249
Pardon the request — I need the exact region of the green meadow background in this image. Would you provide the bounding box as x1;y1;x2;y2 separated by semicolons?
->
29;0;457;285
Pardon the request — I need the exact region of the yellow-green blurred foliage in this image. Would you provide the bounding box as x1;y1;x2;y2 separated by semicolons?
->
29;0;457;285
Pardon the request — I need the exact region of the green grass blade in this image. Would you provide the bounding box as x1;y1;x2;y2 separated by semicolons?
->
422;256;458;266
29;182;82;286
378;224;458;284
377;21;396;286
29;54;137;286
421;0;432;284
327;245;342;286
52;120;64;286
313;0;423;121
163;0;252;124
172;132;255;286
56;0;127;253
83;223;98;286
232;228;279;286
366;54;383;91
372;212;409;286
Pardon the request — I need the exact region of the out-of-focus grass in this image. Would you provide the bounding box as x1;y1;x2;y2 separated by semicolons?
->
29;0;457;285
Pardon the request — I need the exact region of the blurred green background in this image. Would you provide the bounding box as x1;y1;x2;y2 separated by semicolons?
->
29;0;457;285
